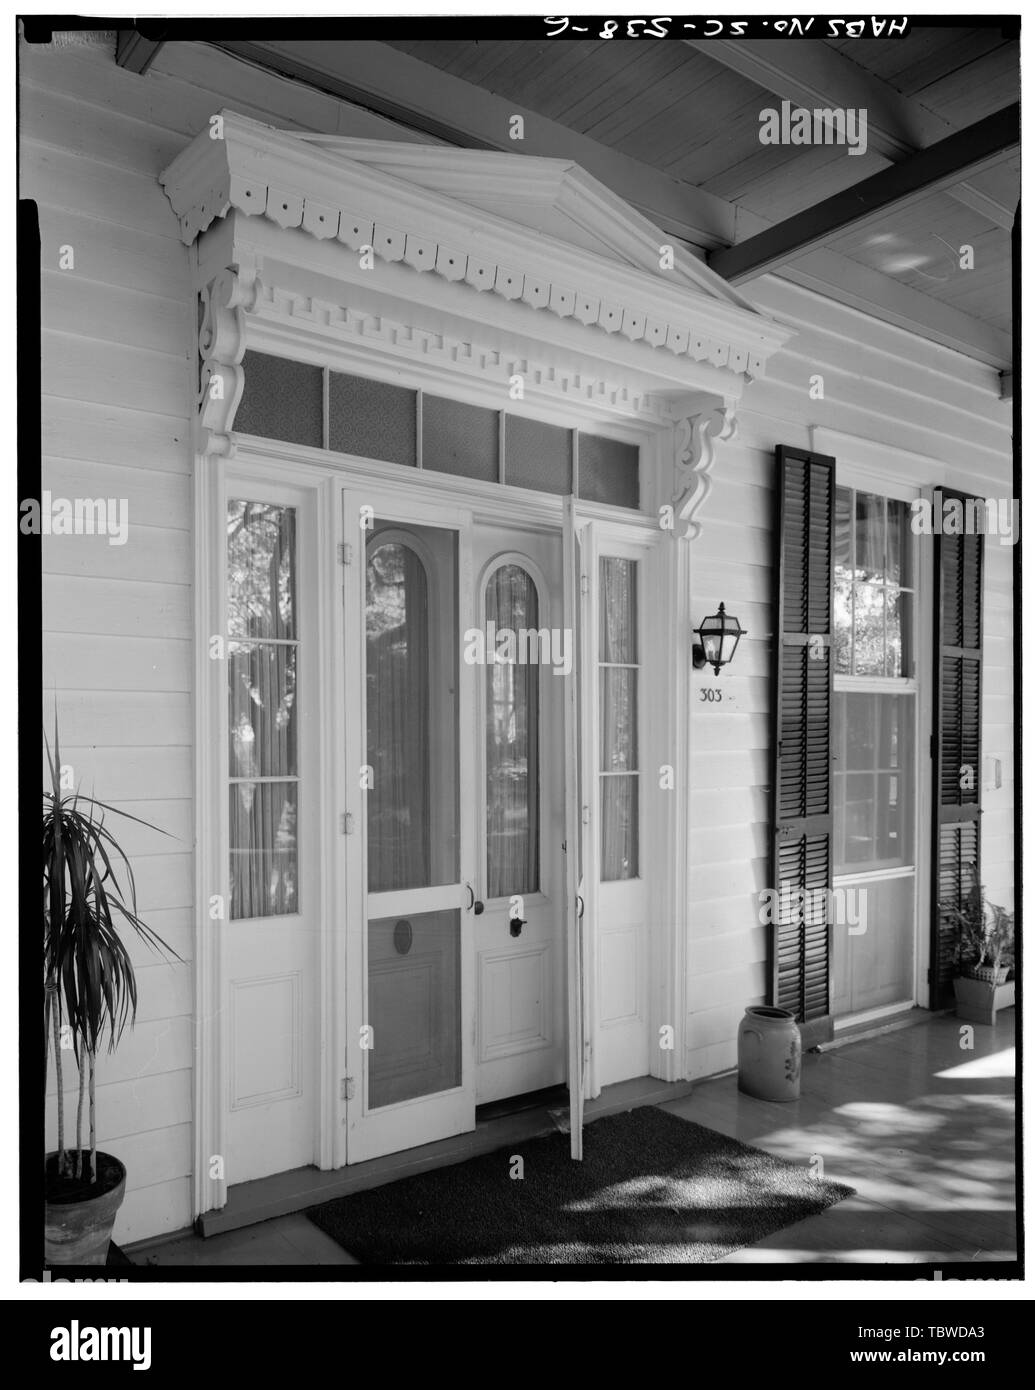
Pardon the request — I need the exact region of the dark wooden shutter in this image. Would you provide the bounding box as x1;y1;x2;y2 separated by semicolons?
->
770;446;835;1046
931;489;984;1008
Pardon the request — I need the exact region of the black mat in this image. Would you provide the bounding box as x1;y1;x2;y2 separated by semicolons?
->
307;1106;854;1265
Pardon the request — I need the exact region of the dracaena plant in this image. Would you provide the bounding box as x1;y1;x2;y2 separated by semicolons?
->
43;721;178;1186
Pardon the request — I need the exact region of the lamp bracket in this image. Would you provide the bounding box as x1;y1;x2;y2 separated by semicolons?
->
670;394;738;541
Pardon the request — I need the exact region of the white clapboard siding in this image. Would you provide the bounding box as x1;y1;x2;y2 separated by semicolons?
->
24;140;182;240
37;206;191;302
42;273;193;358
45;576;193;641
122;909;195;970
686;273;1014;1075
43;746;192;802
42;331;192;418
43;397;192;474
46;1069;192;1145
43;634;192;692
42;529;191;585
42;691;192;747
43;459;191;530
46;1017;194;1097
117;1179;193;1245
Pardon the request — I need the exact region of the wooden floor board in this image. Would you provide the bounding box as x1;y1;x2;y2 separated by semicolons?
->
135;1012;1015;1267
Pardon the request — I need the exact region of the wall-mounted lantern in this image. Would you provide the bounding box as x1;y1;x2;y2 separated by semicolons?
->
692;603;746;676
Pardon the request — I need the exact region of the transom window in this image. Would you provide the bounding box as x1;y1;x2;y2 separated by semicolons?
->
234;352;641;510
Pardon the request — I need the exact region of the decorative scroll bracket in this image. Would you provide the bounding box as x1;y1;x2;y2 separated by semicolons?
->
669;397;739;541
196;260;262;459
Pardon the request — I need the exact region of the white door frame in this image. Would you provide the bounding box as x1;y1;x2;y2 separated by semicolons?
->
820;445;935;1017
192;428;675;1215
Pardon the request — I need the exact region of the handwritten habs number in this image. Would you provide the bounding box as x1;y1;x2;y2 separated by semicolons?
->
544;17;675;38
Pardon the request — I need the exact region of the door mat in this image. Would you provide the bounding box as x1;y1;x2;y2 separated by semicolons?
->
307;1105;854;1265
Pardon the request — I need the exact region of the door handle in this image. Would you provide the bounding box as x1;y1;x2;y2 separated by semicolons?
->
509;915;527;938
465;883;484;915
576;895;585;919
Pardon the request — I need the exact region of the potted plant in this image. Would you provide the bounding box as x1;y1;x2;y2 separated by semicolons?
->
943;880;1016;1026
43;723;177;1266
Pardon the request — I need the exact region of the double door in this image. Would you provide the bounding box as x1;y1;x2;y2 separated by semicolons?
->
343;492;587;1164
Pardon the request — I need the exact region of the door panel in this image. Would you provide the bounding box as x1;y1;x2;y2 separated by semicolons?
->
368;907;461;1108
471;524;566;1105
224;486;318;1187
344;497;476;1164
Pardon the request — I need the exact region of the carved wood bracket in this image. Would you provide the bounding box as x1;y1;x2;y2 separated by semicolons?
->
670;399;739;540
196;261;261;458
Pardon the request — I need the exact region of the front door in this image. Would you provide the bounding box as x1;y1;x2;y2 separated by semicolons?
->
343;493;478;1163
470;523;567;1105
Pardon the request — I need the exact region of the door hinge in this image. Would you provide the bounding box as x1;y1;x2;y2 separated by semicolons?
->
341;1077;356;1101
340;811;355;835
338;542;353;565
581;804;590;826
580;573;589;596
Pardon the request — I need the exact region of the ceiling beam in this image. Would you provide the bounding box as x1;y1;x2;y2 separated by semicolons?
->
201;38;1010;369
115;30;165;74
688;37;1016;230
708;104;1019;285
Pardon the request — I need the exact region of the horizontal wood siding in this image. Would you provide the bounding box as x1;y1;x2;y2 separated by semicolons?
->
25;33;450;1245
686;276;1013;1080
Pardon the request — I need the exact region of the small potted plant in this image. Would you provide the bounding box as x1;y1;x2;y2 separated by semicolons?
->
943;880;1015;1026
44;723;177;1266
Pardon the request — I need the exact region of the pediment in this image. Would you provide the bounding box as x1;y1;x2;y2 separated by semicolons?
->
161;112;794;396
293;136;752;309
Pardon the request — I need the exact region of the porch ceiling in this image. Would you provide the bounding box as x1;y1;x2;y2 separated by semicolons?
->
173;27;1016;369
381;31;1018;365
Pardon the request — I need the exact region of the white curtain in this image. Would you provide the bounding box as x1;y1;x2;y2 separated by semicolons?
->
485;565;539;898
599;558;639;881
227;501;299;919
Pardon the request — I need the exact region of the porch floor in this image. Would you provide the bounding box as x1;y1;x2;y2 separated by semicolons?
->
131;1010;1015;1267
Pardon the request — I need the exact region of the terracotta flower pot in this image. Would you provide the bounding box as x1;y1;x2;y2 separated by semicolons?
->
44;1152;126;1267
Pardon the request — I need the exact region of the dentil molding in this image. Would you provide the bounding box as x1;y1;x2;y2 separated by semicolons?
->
162;112;794;391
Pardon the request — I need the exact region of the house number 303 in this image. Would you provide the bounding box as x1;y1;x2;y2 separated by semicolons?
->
699;687;723;703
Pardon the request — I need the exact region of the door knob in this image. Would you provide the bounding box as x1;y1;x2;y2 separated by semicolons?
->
509;915;527;938
465;883;484;914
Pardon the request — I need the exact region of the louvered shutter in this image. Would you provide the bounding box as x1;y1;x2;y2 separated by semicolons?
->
770;446;835;1046
931;489;983;1008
